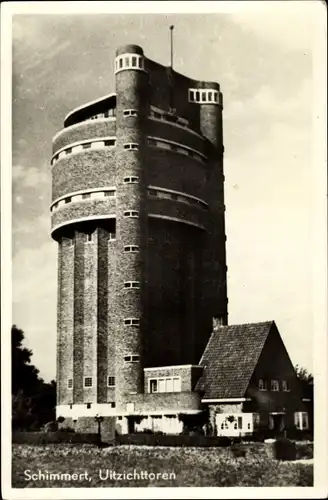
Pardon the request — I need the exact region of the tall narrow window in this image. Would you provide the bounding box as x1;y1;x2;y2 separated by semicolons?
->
271;380;279;391
67;378;73;389
131;56;137;67
107;377;115;387
259;379;267;391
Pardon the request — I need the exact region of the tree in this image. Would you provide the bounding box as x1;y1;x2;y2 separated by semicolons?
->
11;325;56;430
295;364;313;399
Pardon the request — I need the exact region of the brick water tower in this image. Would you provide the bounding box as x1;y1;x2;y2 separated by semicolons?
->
51;43;228;431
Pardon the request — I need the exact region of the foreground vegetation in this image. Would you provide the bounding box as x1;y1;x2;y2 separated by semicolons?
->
12;443;313;488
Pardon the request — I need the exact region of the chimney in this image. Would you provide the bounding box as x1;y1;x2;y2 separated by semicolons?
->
213;316;225;332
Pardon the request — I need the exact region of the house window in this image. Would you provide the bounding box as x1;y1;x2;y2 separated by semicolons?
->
149;379;158;393
131;56;137;67
65;197;71;204
110;402;116;408
295;412;309;430
104;190;115;197
282;380;290;392
259;379;267;391
104;139;116;146
85;233;93;242
109;232;116;241
271;380;280;392
82;143;91;149
107;377;115;387
131;355;140;362
124;356;132;362
84;377;92;388
82;193;91;199
66;148;72;154
67;378;73;389
148;376;181;393
86;403;91;409
189;90;195;102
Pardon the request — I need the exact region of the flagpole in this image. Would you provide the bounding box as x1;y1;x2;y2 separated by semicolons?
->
170;25;174;69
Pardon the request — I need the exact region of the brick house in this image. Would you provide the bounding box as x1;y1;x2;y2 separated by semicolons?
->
196;320;309;437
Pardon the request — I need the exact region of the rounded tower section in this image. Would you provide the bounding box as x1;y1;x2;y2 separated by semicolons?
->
51;95;118;413
114;45;150;404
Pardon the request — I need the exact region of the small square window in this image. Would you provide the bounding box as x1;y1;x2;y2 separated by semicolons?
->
124;355;131;362
108;376;115;387
65;197;72;204
85;233;93;242
86;403;91;409
66;148;72;154
84;377;92;388
110;402;116;408
131;355;140;362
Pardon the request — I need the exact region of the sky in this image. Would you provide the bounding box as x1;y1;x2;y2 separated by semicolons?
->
9;3;325;382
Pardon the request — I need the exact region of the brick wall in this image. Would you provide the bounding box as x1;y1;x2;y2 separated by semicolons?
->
52;120;116;154
52;149;116;201
123;391;202;413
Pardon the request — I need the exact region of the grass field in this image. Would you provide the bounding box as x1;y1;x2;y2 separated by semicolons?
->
12;443;313;488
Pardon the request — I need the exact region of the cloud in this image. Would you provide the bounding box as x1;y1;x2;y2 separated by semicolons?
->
230;2;320;51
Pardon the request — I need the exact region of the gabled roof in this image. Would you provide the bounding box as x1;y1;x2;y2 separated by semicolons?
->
196;321;274;399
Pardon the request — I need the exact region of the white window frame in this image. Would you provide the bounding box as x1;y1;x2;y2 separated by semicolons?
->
123;210;139;218
282;380;291;392
123;176;139;184
148;376;181;394
123;143;139;151
271;380;280;392
124;245;139;252
294;412;309;430
259;379;267;391
124;318;140;326
124;281;140;289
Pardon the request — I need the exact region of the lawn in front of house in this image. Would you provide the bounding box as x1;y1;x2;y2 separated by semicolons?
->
12;443;313;488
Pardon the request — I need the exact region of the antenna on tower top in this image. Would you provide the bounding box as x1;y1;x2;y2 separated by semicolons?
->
169;25;174;69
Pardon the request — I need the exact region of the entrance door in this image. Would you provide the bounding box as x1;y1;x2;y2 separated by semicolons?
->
270;414;285;432
127;416;135;434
